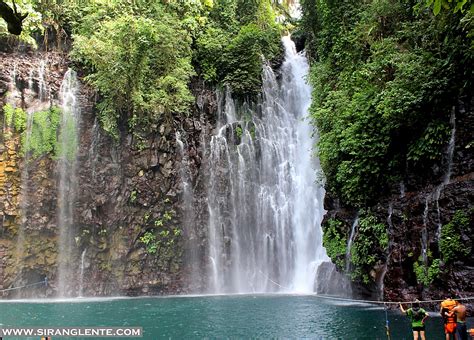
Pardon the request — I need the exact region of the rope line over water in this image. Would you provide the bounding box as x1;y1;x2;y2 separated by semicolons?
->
0;279;47;293
312;294;474;305
259;270;474;305
1;275;473;308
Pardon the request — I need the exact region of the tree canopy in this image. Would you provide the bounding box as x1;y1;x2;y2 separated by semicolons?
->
301;0;473;206
1;0;286;138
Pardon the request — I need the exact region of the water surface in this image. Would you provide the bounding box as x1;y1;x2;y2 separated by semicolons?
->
1;295;471;339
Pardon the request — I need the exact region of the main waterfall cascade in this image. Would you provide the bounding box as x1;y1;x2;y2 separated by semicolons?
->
205;36;330;294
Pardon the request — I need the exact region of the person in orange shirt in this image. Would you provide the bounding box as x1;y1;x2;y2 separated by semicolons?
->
440;298;457;340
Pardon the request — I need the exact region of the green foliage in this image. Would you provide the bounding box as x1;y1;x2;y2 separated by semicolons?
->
195;0;283;98
22;107;61;158
71;5;194;137
3;1;283;137
439;210;471;263
129;190;137;204
3;104;62;159
195;26;230;82
303;0;473;206
139;223;182;255
163;210;174;222
56;107;78;162
220;23;281;97
414;255;441;286
154;219;164;228
138;205;181;255
349;212;388;283
139;231;158;255
322;218;347;270
424;0;473;15
4;104;27;132
236;125;243;138
64;0;282;136
407;120;451;162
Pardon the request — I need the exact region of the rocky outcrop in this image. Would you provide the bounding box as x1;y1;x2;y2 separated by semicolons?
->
0;52;215;297
322;100;474;307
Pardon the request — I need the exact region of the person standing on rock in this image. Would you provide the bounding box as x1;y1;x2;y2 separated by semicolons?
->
400;300;429;340
453;301;468;340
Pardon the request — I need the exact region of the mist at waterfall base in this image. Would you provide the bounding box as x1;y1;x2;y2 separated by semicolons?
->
0;295;460;339
202;36;333;294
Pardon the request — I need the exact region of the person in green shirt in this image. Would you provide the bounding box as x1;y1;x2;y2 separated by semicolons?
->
400;300;429;340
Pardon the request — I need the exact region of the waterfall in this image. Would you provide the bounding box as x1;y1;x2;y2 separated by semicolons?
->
378;203;394;299
37;60;47;102
88;118;101;181
79;248;87;297
435;109;456;238
57;69;81;297
345;215;359;274
399;182;405;198
7;63;18;106
421;197;429;266
206;36;329;294
15;73;39;290
27;69;34;90
176;131;201;291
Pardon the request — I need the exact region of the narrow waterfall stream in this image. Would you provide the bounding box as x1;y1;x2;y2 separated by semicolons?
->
421;197;430;267
79;248;87;297
435;109;456;238
345;215;359;274
176;131;202;290
206;36;329;294
57;69;81;297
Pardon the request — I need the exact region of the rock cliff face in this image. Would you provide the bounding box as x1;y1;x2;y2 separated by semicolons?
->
322;100;474;305
0;51;214;297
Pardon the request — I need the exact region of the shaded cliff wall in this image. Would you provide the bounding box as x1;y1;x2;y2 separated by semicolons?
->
323;100;474;303
0;52;214;297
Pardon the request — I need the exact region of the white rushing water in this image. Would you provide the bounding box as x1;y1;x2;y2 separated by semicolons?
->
435;109;456;238
57;69;80;297
345;215;359;274
206;36;329;294
37;60;47;102
79;248;87;297
421;197;430;266
176;131;202;290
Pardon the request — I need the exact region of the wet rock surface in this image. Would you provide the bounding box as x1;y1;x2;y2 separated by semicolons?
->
322;100;474;308
0;53;215;297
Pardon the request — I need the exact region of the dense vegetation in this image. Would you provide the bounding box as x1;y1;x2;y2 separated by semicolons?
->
413;209;472;285
302;0;473;286
439;209;472;264
323;212;388;284
3;104;61;158
1;0;285;139
301;0;473;206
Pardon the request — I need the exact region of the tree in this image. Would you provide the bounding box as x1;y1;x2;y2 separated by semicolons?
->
0;0;28;35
